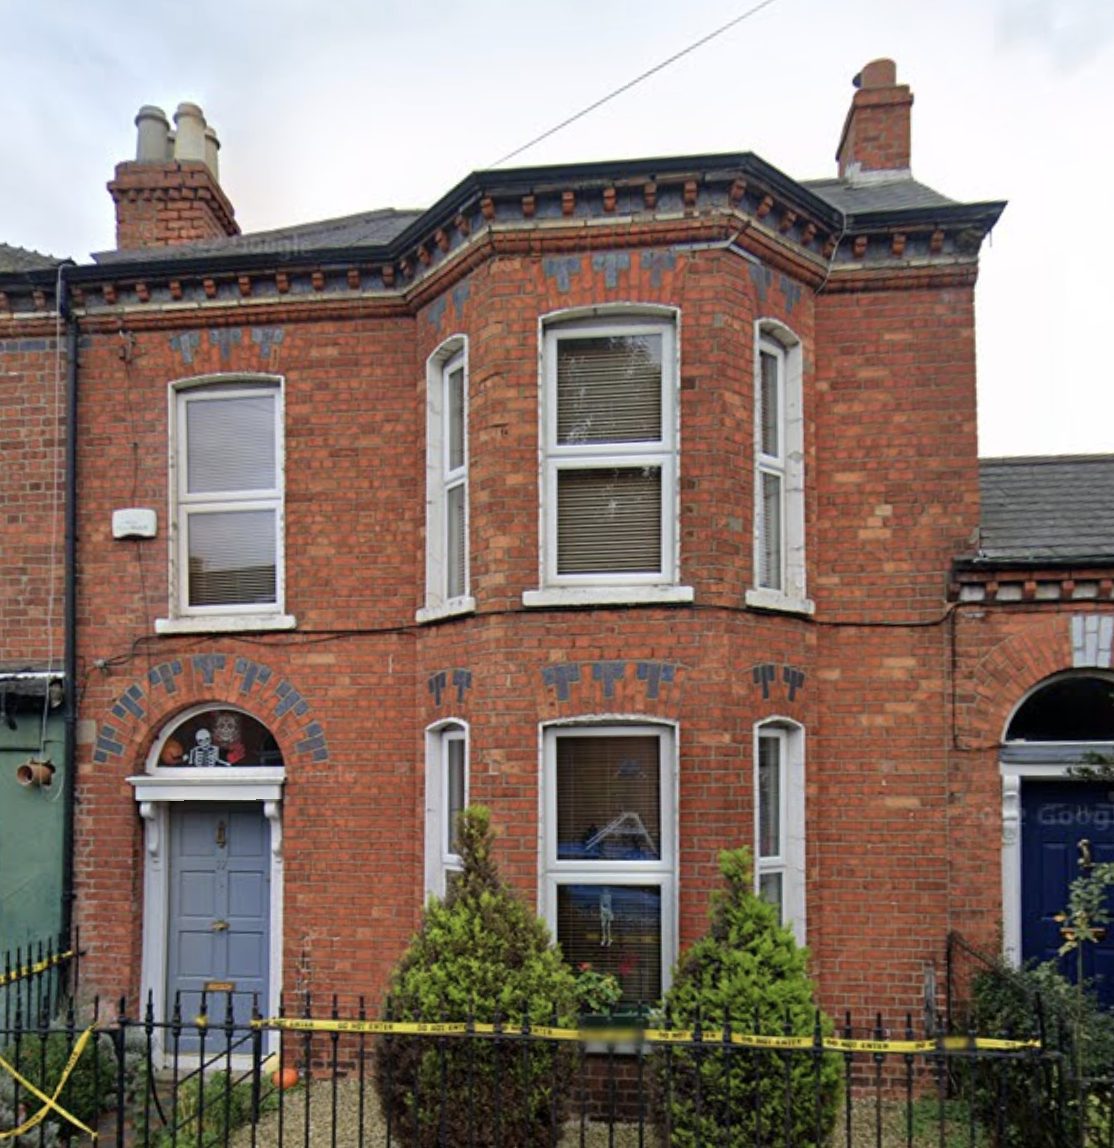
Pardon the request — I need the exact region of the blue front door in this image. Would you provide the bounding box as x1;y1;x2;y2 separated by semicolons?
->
1021;781;1114;1006
167;804;270;1046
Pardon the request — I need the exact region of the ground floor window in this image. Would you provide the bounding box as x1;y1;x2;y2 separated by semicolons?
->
543;724;675;1007
425;721;468;898
754;720;806;944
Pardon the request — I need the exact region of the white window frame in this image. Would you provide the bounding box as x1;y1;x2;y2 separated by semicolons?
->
156;374;295;634
524;308;692;609
754;719;806;945
541;721;678;999
425;720;469;899
746;322;812;616
419;338;475;623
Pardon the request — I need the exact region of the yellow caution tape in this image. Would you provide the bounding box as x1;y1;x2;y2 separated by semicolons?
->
0;1025;98;1141
0;950;75;989
254;1017;1040;1054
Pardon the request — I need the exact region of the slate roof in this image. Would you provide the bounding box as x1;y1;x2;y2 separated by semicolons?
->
976;456;1114;565
92;207;424;265
802;177;956;214
0;243;63;273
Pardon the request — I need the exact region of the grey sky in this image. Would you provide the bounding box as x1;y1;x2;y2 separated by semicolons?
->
3;0;1111;457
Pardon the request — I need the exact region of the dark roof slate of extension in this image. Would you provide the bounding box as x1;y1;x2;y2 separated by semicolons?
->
802;177;957;214
91;207;425;265
975;455;1114;566
0;243;64;273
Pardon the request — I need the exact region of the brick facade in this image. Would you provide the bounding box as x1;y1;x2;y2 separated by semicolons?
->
8;60;1109;1031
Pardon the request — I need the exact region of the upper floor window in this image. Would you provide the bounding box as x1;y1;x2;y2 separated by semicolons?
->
419;340;473;623
425;721;468;898
524;312;692;608
157;377;294;634
747;323;811;615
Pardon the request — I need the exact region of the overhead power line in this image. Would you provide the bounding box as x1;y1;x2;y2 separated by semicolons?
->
489;0;782;168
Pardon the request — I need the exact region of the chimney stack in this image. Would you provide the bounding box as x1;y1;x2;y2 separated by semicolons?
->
836;59;913;184
108;102;240;250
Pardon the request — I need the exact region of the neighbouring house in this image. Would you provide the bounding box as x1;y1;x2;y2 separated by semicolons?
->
3;59;1114;1038
0;244;70;950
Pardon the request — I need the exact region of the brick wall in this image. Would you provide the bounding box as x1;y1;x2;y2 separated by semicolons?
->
0;324;66;670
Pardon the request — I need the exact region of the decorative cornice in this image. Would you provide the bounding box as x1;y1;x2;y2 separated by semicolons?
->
951;564;1114;605
1;154;1003;319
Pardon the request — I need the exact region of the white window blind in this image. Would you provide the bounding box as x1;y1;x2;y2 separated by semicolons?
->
543;321;676;589
177;384;282;615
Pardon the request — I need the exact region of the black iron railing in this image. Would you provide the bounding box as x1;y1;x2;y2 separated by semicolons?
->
0;989;1104;1146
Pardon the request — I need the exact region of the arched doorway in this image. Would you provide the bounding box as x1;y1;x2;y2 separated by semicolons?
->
128;705;284;1054
1002;673;1114;1004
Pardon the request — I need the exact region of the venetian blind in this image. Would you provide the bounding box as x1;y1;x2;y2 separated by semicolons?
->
556;468;662;575
187;510;277;607
556;335;662;445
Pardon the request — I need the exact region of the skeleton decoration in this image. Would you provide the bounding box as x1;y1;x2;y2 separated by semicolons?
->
599;889;614;947
187;728;228;768
211;711;246;764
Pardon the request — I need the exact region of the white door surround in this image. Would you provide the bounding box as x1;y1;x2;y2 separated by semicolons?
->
128;771;283;1057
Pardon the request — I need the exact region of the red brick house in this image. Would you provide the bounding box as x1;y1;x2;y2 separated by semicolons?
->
4;59;1113;1033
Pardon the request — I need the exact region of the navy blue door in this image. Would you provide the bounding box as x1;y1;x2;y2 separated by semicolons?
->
167;804;270;1047
1021;781;1114;1005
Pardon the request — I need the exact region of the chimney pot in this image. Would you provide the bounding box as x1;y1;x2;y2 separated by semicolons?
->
203;126;220;180
135;105;170;163
173;102;208;163
856;58;897;89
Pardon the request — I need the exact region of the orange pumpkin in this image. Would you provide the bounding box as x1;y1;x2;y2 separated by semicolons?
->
159;738;184;765
271;1066;299;1090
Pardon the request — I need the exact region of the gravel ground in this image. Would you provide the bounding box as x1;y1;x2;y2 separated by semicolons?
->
228;1078;664;1148
226;1077;989;1147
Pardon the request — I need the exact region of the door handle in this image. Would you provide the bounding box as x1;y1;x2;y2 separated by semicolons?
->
1080;839;1094;872
211;919;229;932
215;820;227;848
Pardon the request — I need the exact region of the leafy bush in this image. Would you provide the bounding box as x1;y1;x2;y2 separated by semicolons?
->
154;1069;278;1148
374;806;579;1147
0;1028;117;1136
961;959;1114;1147
656;847;840;1147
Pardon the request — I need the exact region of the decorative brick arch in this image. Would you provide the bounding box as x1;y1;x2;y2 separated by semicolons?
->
92;652;329;769
959;615;1097;748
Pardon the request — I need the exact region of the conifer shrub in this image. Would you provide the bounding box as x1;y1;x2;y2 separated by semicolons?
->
374;806;579;1147
656;847;840;1147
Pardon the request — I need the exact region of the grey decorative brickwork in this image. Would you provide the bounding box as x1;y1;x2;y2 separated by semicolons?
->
426;297;447;329
591;661;626;698
192;653;227;686
544;660;681;703
148;661;183;694
639;250;675;288
170;331;200;366
208;328;243;362
542;663;581;701
452;669;472;704
636;661;676;700
783;666;806;701
234;658;272;695
543;256;581;293
428;671;448;706
250;326;284;359
93;655;328;765
748;263;773;303
779;275;802;314
452;282;470;317
752;663;806;701
592;252;630;289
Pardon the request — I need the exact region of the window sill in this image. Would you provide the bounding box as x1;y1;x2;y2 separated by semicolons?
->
744;589;814;616
155;614;298;635
522;585;694;609
415;597;476;625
